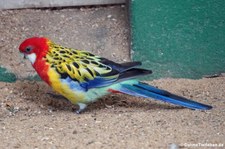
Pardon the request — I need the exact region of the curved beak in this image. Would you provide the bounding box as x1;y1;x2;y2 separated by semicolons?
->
19;52;26;59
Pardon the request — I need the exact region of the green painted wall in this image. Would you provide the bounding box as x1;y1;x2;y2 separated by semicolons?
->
0;66;41;82
0;66;17;82
130;0;225;79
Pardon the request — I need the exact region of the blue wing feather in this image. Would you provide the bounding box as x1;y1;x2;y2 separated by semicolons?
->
80;77;117;91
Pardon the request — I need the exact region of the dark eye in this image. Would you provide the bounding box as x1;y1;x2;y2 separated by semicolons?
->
25;46;33;53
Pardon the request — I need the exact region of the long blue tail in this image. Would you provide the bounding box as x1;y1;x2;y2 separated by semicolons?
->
119;82;212;110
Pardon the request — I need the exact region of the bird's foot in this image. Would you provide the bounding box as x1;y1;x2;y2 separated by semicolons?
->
76;103;87;114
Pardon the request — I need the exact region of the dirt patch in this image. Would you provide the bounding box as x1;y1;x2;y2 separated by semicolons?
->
0;5;129;79
0;77;224;148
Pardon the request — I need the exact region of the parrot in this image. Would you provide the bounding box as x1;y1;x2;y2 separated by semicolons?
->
19;37;212;113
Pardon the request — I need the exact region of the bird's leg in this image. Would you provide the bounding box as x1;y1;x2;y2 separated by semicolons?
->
76;103;87;114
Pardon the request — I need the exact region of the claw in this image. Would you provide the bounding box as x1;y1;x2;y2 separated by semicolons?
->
76;103;87;114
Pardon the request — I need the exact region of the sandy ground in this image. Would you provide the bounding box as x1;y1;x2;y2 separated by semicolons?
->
0;5;129;79
0;5;225;149
0;78;225;149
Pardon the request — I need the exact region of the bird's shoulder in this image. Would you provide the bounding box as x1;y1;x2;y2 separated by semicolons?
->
44;43;119;86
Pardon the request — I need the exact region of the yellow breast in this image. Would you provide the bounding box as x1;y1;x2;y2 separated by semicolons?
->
47;68;85;104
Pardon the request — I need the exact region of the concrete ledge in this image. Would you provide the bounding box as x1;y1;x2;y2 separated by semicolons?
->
0;0;126;9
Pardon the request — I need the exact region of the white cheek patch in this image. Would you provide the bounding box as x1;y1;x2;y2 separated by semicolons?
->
26;53;37;64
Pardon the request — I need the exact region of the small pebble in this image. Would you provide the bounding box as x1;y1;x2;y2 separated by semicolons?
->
169;143;179;149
